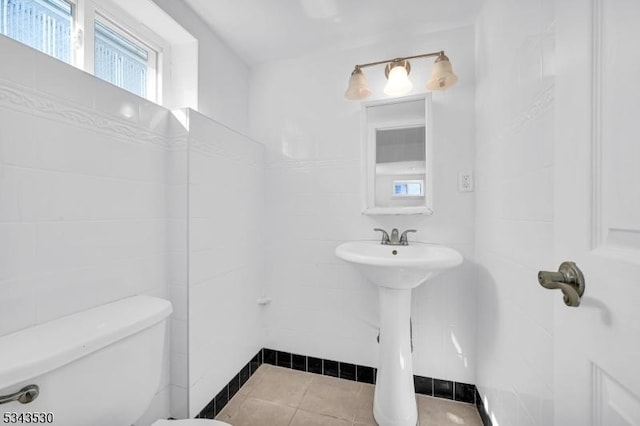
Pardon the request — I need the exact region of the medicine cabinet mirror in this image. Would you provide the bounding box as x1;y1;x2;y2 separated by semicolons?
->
362;94;433;215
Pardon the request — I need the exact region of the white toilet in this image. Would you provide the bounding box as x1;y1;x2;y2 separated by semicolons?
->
0;295;229;426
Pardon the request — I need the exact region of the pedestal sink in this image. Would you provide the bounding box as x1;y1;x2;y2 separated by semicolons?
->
335;241;463;426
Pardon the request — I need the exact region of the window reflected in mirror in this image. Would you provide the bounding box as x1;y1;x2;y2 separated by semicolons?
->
375;126;426;207
362;94;432;215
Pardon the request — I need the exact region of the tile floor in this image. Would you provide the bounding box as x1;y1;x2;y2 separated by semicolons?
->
216;364;482;426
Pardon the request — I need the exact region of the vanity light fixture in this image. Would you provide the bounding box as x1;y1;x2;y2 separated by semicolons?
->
344;51;458;100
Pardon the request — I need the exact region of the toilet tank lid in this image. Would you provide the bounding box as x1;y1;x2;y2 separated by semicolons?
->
0;295;172;391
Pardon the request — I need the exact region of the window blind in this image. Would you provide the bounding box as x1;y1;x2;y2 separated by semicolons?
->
0;0;72;63
94;20;148;98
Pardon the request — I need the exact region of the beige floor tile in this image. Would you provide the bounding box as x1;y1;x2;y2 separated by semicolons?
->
219;365;482;426
246;365;313;408
299;374;363;421
417;395;482;426
223;397;296;426
353;383;377;425
238;364;271;396
215;392;246;422
289;409;352;426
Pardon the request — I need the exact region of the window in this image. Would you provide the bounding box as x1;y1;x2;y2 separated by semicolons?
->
94;18;157;99
0;0;161;101
1;0;197;109
0;0;72;63
392;180;424;197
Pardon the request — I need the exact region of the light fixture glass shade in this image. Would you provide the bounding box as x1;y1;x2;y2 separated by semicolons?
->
384;64;412;96
344;68;371;100
426;56;458;91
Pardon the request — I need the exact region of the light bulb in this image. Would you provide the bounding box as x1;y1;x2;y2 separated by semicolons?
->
384;64;412;96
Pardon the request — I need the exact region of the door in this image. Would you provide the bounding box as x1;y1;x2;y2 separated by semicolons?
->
555;0;640;425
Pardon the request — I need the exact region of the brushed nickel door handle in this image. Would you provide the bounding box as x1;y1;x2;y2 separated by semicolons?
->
538;261;585;307
0;385;39;405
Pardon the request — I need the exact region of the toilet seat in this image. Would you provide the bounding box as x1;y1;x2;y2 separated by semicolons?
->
152;420;231;426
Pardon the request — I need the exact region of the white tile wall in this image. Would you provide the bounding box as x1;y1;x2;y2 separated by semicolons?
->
249;26;478;384
165;129;189;419
186;110;265;416
0;34;189;424
1;4;258;417
475;0;556;424
0;34;174;327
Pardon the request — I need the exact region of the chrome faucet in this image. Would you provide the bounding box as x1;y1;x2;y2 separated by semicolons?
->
399;229;417;245
373;228;390;244
390;228;400;244
373;228;417;246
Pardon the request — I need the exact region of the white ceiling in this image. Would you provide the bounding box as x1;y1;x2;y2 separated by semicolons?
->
182;0;484;65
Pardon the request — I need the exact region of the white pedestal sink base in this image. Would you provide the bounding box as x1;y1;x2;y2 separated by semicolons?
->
334;241;464;426
374;286;418;426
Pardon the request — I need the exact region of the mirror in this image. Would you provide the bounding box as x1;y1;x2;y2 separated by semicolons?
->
362;94;433;215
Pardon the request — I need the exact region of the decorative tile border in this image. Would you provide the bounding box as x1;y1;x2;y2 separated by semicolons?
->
0;79;187;150
500;85;554;141
266;158;359;171
189;134;263;165
195;348;481;420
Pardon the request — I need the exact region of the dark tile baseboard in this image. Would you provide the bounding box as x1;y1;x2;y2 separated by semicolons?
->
262;348;376;384
476;388;493;426
195;350;264;418
196;348;482;419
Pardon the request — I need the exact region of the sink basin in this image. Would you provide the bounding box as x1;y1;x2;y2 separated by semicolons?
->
335;240;463;426
335;241;463;289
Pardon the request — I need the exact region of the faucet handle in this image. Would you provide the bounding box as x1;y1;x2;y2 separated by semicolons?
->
373;228;390;245
399;229;417;245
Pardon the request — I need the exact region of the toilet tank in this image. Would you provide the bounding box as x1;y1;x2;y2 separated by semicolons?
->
0;295;172;426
